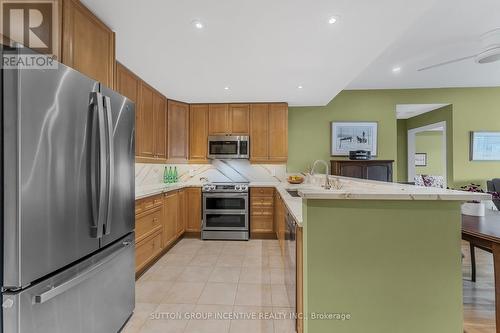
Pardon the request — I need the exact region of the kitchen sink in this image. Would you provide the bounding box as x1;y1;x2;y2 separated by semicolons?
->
286;189;301;198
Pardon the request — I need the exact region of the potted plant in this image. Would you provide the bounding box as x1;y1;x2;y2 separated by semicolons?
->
460;184;486;217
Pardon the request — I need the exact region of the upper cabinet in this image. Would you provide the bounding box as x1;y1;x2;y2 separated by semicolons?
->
128;79;167;163
208;104;250;136
189;104;209;163
229;104;250;135
250;103;288;163
167;100;189;163
268;103;288;162
62;0;115;88
208;104;229;135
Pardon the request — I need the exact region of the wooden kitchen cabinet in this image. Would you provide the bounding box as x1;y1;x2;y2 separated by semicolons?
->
250;104;269;162
115;62;139;103
168;100;189;162
189;104;209;163
208;103;250;135
208;104;230;135
163;191;179;248
249;103;288;163
137;81;155;158
268;103;288;162
154;94;167;161
250;187;275;236
229;104;250;135
62;0;115;88
177;190;187;236
186;188;202;232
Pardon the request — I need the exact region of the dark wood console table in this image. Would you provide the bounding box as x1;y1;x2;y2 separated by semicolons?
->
330;160;394;182
462;210;500;332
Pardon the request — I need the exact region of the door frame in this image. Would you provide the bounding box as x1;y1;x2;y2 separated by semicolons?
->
407;121;447;184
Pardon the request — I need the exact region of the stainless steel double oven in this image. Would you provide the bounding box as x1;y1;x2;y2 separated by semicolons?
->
202;183;249;240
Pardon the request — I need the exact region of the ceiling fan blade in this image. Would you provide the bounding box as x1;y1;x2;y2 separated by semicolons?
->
417;55;477;72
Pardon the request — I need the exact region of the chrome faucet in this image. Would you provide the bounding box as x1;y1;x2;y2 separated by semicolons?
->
311;160;331;189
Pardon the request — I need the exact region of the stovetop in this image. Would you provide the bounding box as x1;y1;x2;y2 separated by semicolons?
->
202;182;249;193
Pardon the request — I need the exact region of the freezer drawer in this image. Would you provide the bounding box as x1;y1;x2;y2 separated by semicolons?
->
2;234;135;333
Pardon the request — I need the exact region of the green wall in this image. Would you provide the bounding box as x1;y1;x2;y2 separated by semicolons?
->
415;131;444;176
289;87;500;188
302;199;463;333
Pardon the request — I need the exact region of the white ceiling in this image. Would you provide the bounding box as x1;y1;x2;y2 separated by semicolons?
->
348;0;500;90
81;0;438;106
396;104;450;119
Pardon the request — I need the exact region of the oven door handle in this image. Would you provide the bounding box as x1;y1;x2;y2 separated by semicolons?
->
202;193;248;198
204;209;247;214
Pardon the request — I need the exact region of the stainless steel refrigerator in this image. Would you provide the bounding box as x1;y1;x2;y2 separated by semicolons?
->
1;47;136;332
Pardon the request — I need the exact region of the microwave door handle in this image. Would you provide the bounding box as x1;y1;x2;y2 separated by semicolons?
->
103;96;114;235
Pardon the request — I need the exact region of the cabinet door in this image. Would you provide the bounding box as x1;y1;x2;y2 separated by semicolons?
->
268;103;288;162
339;164;364;179
177;190;187;236
250;104;269;162
208;104;229;135
186;188;202;232
163;192;178;247
365;164;393;182
62;0;115;88
154;94;167;161
189;104;209;162
168;100;189;162
229;104;250;135
137;82;155;158
115;63;140;158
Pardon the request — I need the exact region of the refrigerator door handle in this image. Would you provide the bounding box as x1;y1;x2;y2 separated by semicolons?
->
103;95;114;235
32;239;132;304
89;92;107;238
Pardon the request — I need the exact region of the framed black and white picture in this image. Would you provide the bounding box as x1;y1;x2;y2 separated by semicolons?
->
415;153;427;166
470;131;500;161
331;122;378;156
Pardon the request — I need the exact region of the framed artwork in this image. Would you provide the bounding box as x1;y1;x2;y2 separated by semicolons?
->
331;122;378;156
470;131;500;161
415;153;427;166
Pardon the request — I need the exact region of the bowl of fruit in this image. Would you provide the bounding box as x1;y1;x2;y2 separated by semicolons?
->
287;175;305;184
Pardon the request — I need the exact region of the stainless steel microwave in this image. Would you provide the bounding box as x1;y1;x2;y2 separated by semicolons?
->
207;135;249;159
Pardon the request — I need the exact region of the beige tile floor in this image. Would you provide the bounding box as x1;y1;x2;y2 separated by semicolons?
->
122;238;296;333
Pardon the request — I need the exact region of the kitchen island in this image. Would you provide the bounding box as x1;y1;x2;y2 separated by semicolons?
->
296;177;489;333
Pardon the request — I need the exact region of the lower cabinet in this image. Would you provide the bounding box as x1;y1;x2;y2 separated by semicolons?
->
134;188;197;274
186;188;202;232
250;187;275;235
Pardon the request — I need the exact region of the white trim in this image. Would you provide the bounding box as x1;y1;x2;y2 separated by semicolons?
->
407;121;447;185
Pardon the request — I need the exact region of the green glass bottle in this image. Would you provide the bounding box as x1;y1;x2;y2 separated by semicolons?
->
167;167;173;183
173;167;178;183
163;166;168;183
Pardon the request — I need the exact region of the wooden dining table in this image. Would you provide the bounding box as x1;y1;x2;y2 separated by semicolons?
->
462;210;500;332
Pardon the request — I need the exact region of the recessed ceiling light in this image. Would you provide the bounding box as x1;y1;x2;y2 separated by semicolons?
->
297;85;303;89
328;16;338;25
224;86;230;90
192;20;204;29
392;66;402;73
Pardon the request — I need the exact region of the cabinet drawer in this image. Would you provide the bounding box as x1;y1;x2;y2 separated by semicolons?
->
251;196;274;207
251;216;274;233
251;187;274;197
135;230;162;272
135;207;162;243
251;207;274;216
135;194;163;215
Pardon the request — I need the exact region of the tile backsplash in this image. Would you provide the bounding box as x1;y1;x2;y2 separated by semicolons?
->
135;160;288;188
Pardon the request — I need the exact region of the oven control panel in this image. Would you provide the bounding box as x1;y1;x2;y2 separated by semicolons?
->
202;183;248;193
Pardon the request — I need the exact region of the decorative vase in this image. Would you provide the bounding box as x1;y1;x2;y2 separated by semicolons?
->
461;202;485;217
